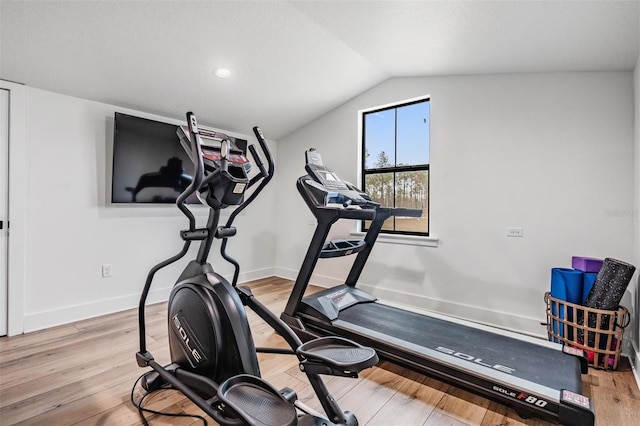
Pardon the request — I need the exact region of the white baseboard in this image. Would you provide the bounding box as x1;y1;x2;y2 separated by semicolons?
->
23;267;275;333
275;266;549;339
23;286;171;333
236;267;276;285
274;266;342;287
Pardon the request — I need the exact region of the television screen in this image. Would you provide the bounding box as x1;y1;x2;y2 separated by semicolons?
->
111;113;246;204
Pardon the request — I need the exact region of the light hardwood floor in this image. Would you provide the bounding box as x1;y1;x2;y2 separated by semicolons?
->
1;277;638;425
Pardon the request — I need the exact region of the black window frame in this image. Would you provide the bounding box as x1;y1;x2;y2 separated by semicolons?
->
360;97;430;236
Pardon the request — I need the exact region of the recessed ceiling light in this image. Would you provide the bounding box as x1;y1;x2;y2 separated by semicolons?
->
215;68;231;78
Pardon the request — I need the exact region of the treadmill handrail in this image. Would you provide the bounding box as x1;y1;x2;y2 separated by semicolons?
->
344;207;391;287
316;206;376;221
385;207;422;218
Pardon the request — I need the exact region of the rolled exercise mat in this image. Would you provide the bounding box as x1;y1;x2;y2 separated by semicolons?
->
550;268;583;342
582;272;598;305
571;256;603;273
585;258;636;309
580;258;636;352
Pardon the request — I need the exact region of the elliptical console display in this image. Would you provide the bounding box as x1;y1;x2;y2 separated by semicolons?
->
176;124;250;208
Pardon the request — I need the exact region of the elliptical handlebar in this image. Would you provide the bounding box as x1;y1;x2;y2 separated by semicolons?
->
250;126;274;184
139;112;275;352
248;145;267;178
175;113;274;227
220;125;275;286
219;138;231;179
176;112;205;231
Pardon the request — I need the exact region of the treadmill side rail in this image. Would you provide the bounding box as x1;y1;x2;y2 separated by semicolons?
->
559;389;595;426
562;345;589;374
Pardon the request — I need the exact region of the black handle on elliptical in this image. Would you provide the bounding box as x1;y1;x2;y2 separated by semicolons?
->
176;112;205;231
220;125;274;286
219;138;231;178
248;144;268;178
252;126;274;181
138;111;205;355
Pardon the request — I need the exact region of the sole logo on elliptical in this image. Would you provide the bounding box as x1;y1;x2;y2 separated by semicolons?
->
172;312;207;367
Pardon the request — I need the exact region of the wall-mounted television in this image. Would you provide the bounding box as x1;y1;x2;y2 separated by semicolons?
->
111;112;247;204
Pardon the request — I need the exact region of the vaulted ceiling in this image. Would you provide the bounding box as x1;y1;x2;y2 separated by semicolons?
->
1;1;638;139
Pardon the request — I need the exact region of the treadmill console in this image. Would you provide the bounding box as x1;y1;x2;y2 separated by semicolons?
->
305;150;350;192
302;149;375;209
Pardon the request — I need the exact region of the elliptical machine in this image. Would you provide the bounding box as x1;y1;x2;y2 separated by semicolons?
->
135;112;378;426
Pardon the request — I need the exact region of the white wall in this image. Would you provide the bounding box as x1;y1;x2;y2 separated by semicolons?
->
10;86;277;333
4;71;636;343
275;72;635;338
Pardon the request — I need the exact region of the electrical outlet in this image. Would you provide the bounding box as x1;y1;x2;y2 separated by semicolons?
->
102;264;113;278
506;227;524;237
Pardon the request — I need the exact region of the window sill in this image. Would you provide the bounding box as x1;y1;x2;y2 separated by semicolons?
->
350;232;439;247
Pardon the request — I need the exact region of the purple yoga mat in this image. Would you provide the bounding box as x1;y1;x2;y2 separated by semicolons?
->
571;256;603;273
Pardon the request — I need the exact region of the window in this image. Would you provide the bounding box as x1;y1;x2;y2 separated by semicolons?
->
361;97;430;236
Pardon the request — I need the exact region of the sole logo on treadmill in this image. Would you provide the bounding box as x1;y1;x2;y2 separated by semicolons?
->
493;385;549;408
325;289;347;299
434;346;515;374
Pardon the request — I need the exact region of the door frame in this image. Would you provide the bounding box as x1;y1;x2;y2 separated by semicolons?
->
0;80;27;336
1;88;8;335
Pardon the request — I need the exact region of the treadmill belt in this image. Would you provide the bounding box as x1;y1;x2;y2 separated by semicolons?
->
337;302;582;392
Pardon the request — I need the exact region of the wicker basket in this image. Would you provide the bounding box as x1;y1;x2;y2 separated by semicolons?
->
544;292;629;370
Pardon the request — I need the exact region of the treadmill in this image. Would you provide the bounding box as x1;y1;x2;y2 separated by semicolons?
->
280;148;595;426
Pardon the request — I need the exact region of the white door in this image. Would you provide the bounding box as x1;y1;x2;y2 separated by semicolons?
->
0;89;8;336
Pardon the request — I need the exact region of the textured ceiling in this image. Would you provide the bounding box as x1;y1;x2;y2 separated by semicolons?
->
1;1;638;139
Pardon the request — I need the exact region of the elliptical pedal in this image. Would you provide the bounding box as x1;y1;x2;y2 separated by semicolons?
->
297;336;378;377
217;374;297;426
